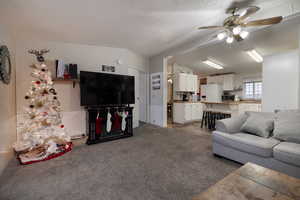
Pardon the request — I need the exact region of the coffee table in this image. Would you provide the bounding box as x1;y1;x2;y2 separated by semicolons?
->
192;162;300;200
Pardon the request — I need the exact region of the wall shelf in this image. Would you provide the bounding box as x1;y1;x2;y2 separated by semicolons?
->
53;78;79;88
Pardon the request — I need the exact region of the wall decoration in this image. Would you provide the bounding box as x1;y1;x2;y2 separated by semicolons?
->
102;65;115;72
151;74;161;90
0;45;12;84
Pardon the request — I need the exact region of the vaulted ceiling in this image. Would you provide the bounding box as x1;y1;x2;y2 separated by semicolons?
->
169;15;300;75
0;0;299;57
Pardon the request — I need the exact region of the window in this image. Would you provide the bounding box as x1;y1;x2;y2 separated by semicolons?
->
244;81;262;99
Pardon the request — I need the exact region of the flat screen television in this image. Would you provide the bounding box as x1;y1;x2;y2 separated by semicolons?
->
80;71;135;106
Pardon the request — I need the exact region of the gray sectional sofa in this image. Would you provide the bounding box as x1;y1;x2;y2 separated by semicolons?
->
213;111;300;178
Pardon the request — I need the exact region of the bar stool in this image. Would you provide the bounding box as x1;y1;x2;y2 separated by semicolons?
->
201;109;231;130
201;109;214;129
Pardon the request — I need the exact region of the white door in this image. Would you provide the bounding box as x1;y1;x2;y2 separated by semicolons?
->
139;71;147;123
128;68;139;128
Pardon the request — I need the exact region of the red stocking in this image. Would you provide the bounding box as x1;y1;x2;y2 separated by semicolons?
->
112;113;121;131
96;117;103;135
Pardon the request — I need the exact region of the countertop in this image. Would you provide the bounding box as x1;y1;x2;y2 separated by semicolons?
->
172;100;261;104
172;100;202;103
201;100;261;105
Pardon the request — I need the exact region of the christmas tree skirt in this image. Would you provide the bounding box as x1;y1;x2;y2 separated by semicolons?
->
17;142;73;165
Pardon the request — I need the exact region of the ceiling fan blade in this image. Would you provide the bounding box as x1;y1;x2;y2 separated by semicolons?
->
241;16;283;27
198;26;223;30
237;6;260;22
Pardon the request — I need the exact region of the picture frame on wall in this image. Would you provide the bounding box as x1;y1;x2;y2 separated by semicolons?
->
102;65;115;72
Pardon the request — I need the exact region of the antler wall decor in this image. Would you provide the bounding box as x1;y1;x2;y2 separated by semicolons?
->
28;49;50;63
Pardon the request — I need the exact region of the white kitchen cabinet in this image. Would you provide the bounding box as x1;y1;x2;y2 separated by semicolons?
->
189;75;198;93
238;103;261;115
174;73;198;93
223;74;235;91
173;103;203;124
185;104;193;121
207;74;235;91
192;103;203;119
187;76;194;92
174;73;187;91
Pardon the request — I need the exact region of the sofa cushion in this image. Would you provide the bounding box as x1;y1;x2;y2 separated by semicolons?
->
273;112;300;143
213;131;280;157
215;114;248;134
273;142;300;167
240;115;274;138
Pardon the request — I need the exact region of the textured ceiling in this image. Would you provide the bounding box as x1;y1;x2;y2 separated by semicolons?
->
0;0;299;57
170;14;300;75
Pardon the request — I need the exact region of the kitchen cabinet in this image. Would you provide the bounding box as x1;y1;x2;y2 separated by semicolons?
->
192;103;203;119
207;74;235;91
223;74;235;91
201;101;262;117
238;103;262;115
174;73;187;91
173;103;203;124
174;73;198;93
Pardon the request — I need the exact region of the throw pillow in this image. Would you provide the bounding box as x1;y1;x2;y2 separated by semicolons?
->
240;115;274;138
273;112;300;143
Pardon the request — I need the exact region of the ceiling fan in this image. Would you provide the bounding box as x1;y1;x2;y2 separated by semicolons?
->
198;3;283;44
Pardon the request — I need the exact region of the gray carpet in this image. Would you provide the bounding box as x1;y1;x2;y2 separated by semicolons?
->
0;123;240;200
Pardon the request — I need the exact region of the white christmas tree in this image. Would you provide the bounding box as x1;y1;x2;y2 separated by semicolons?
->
14;49;71;164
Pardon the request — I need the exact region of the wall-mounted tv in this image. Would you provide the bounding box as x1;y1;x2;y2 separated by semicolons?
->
80;71;135;106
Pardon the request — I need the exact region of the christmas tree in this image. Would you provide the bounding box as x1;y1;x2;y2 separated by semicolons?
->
13;49;72;164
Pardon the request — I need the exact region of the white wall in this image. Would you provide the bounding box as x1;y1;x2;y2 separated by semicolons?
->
149;55;167;127
0;25;16;153
262;50;300;112
299;26;300;108
15;39;149;137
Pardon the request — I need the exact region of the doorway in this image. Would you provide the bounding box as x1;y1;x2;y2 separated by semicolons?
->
128;68;140;128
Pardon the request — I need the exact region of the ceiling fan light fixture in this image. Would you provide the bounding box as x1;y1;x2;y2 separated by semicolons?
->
226;36;234;44
203;60;224;70
233;26;242;35
240;31;249;39
217;32;226;40
246;50;263;63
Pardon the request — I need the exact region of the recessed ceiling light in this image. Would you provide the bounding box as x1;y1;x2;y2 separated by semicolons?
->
246;50;263;63
203;60;224;70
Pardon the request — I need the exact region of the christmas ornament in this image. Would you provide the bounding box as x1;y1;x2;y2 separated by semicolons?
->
13;49;71;165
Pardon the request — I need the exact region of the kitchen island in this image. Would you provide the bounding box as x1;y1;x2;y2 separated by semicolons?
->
201;100;262;117
172;100;262;124
173;101;203;124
